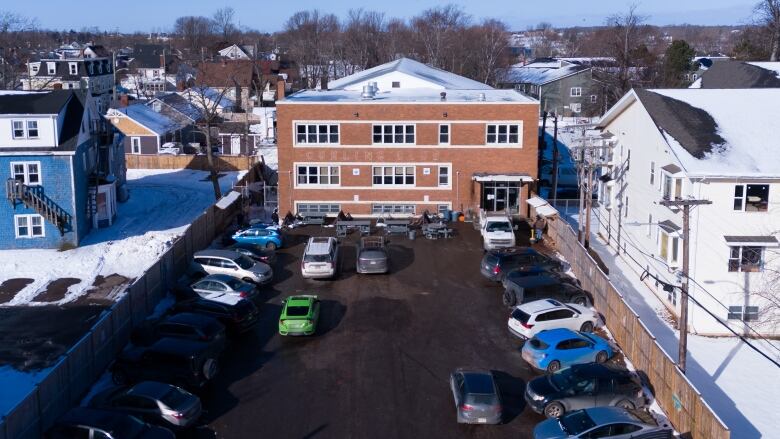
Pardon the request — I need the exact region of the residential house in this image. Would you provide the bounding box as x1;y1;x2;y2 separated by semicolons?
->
215;122;261;156
498;58;605;117
690;60;780;89
217;43;256;60
146;93;203;123
593;88;780;336
194;60;259;112
179;87;237;115
25;57;114;114
276;57;539;218
125;44;181;98
106;103;194;155
1;90;126;249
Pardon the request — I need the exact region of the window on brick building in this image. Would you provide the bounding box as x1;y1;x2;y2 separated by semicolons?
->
295;124;339;144
296;165;340;185
372;166;415;186
486;124;520;144
372;124;415;144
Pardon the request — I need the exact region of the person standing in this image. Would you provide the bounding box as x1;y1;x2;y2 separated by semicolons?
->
533;215;546;243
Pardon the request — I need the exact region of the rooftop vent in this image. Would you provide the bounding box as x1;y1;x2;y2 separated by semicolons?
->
440;92;446;101
478;93;486;102
361;85;375;100
368;81;378;93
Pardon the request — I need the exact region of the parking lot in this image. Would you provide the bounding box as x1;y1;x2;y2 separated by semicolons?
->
197;221;550;438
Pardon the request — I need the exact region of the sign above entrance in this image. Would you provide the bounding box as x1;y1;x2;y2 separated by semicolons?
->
472;173;533;183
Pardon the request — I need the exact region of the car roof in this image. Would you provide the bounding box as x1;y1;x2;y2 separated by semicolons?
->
581;406;647;426
534;328;582;343
164;312;217;326
460;371;496;394
508;274;560;288
306;237;334;254
150;337;209;355
194;249;241;259
518;299;564;314
200;274;238;283
127;381;174;400
191;294;243;306
490;247;541;258
287;295;315;306
568;363;635;380
57;407;140;430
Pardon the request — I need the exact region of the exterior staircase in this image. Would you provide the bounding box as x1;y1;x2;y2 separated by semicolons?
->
5;179;71;235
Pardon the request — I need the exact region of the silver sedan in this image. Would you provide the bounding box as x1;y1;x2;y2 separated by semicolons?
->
191;274;258;301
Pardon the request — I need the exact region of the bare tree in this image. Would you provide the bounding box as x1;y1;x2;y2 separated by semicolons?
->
410;5;469;69
754;0;780;60
470;19;510;85
281;10;340;88
213;7;238;41
341;9;385;72
174;16;214;52
604;4;649;100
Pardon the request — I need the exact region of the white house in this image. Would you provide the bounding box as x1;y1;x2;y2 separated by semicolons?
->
593;88;780;336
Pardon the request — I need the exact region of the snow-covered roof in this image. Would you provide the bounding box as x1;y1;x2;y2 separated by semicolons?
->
499;60;589;86
180;87;235;110
327;57;492;91
600;88;780;177
111;104;188;135
280;88;535;104
746;61;780;77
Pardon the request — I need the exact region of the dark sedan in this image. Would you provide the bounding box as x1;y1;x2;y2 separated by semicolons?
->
228;242;277;265
88;381;202;429
47;407;174;439
170;297;259;335
131;313;227;356
480;247;566;282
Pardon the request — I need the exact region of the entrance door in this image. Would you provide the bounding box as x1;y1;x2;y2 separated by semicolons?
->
230;136;241;155
494;188;507;211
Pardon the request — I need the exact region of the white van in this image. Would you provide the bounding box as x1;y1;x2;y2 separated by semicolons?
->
301;237;340;279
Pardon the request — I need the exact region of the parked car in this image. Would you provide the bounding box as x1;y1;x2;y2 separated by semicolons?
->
449;368;503;424
525;363;648;418
111;338;219;390
480;247;566;282
502;269;578;289
502;274;591;307
191;249;273;284
508;299;599;340
130;313;227;355
532;406;673;439
278;295;321;336
521;328;614;373
170;296;259;335
301;237;340;279
191;274;259;300
231;227;283;250
228;242;277;265
480;214;516;251
47;408;174;439
356;236;389;274
87;381;202;430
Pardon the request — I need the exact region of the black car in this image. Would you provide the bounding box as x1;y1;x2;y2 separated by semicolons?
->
88;381;202;430
502;274;591;307
111;338;219;390
228;242;277;265
480;247;566;282
47;407;174;439
131;313;227;356
170;297;259;335
525;363;648;419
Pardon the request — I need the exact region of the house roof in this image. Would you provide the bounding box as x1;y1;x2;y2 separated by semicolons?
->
152;93;202;121
499;59;590;86
698;61;780;89
32;58;112;80
724;236;778;246
112;103;188;136
0;90;73;114
328;57;492;91
181;87;236;109
281;88;535;104
196;61;257;87
132;44;177;70
600;88;780;177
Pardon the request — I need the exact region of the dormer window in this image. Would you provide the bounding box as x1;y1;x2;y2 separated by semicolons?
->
69;62;77;75
660;164;683;201
31;65;39;73
12;121;25;138
47;62;56;75
27;121;39;138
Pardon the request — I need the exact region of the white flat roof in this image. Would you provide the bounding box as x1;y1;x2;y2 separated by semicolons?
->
280;88;537;104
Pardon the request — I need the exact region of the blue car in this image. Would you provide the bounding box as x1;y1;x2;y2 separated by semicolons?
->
232;227;283;250
521;328;613;373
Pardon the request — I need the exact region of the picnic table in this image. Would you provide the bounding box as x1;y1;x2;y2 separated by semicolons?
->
422;222;453;239
384;219;410;235
336;219;371;237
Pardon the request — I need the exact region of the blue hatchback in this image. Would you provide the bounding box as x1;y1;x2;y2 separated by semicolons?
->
521;328;613;373
232;227;283;250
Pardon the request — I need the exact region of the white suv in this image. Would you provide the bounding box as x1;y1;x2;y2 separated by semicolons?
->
301;237;340;279
481;214;516;251
507;299;598;340
191;250;273;284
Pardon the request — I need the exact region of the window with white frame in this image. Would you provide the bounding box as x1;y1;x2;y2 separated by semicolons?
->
570;87;582;97
69;63;77;75
486;124;520;144
590;95;597;103
130;137;141;154
733;184;768;212
26;121;38;138
372;166;415;186
296;165;340;185
31;65;39;73
570;103;582;113
295;124;339;144
728;246;763;272
727;305;759;321
372;124;415;144
372;204;415;214
438;204;449;216
662;173;682;200
297;203;340;215
12;120;25;138
659;229;680;266
11;162;41;185
439;124;450;144
15;214;44;238
47;62;55;75
438;166;450;186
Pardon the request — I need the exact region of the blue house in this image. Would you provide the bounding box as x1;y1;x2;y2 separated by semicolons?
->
1;90;126;249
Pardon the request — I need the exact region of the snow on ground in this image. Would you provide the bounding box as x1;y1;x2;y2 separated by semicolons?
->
256;144;278;171
559;209;780;439
0;169;245;306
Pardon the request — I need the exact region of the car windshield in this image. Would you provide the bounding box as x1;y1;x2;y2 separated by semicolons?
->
465;393;499;405
486;221;512;232
304;253;331;263
224;278;246;290
549;368;576;390
235;255;254;270
560;410;596;435
160;386;192;408
511;308;531;324
286;305;310;317
359;249;386;259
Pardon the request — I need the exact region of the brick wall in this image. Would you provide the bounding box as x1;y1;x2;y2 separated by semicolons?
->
277;102;539;216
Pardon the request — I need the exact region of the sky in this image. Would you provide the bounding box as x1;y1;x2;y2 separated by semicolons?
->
6;0;759;33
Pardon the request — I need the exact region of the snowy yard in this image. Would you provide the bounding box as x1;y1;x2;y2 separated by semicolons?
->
0;169;245;307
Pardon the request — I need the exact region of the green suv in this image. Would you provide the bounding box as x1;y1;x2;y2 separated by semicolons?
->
279;295;321;336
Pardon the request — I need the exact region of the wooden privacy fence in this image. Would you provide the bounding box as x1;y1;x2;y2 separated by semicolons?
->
545;216;730;439
125;154;256;171
0;169;257;439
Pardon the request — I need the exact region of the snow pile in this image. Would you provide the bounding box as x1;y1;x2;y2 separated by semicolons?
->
0;169;245;306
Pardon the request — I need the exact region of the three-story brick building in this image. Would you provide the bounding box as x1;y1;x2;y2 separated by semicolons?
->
276;58;539;218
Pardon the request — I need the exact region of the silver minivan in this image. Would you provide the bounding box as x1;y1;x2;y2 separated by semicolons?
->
301;237;339;279
191;250;273;284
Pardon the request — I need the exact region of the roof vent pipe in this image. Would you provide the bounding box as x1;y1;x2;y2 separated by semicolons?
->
440;92;446;101
478;93;486;101
361;85;375;100
369;81;378;93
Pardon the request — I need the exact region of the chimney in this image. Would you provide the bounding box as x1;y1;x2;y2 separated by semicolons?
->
53;83;63;90
159;54;165;69
119;94;129;107
276;77;285;100
320;76;328;91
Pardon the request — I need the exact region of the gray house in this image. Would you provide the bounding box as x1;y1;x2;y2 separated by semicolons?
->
691;60;780;89
498;58;605;117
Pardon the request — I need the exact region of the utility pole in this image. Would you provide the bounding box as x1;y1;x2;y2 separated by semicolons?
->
659;198;712;373
572;131;615;248
551;114;560;205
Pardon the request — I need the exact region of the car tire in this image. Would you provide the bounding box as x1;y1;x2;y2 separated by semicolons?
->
595;350;609;363
266;242;277;250
616;399;635;410
112;369;128;385
203;358;218;380
544;401;565;418
580;321;594;332
546;360;561;373
572;295;588;306
502;290;517;307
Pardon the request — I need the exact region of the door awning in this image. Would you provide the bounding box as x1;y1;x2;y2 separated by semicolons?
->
724;236;779;247
215;190;241;209
525;196;558;217
472;173;534;183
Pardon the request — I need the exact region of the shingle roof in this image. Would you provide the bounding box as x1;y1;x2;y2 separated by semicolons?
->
0;90;73;114
152;93;202;121
698;61;780;89
132;44;176;70
33;58;112;80
115;103;188;136
499;60;590;86
196;60;257;87
328;57;492;90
